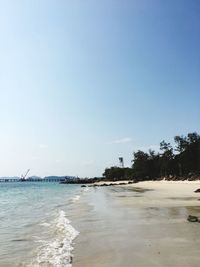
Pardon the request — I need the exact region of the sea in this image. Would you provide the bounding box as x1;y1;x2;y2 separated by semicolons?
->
0;182;82;267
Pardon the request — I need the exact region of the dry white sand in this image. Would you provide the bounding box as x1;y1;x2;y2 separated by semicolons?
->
122;180;200;208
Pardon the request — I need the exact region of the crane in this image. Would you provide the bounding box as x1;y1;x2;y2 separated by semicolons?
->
20;169;30;181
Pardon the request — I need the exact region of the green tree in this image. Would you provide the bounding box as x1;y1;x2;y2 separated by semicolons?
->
103;167;132;181
132;150;150;181
159;141;174;177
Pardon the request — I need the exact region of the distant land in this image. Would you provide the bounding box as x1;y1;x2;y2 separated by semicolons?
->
0;175;76;180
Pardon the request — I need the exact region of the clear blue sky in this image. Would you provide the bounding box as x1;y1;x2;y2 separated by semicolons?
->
0;0;199;177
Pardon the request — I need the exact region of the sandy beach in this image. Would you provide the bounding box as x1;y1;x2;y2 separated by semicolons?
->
70;181;200;267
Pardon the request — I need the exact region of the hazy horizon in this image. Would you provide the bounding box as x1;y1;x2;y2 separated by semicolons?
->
0;0;200;177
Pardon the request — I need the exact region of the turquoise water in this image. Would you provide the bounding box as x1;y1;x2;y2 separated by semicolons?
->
0;182;81;267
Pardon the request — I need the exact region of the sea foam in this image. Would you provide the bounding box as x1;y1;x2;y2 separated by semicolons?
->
28;210;79;267
71;195;80;203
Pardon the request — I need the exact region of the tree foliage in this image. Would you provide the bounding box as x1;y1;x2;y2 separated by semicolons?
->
103;167;132;181
103;132;200;181
132;132;200;181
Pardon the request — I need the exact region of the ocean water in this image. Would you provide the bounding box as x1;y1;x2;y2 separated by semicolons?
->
0;182;82;267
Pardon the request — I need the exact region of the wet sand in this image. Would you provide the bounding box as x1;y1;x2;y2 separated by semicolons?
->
70;182;200;267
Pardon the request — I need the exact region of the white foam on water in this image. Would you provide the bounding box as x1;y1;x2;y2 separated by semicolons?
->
83;187;90;192
28;210;79;267
71;195;80;203
39;222;51;227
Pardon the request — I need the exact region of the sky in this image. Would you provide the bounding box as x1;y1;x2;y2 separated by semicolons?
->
0;0;200;177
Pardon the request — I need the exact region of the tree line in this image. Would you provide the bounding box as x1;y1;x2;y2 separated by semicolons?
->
103;132;200;181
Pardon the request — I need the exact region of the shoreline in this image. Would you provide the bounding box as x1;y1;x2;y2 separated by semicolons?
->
72;180;200;267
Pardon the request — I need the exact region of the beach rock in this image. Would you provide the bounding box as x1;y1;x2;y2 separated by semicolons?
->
81;185;87;187
187;215;199;222
194;188;200;193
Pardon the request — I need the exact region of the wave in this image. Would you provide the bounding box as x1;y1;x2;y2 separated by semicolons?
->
71;195;80;203
39;222;51;227
71;187;90;203
82;187;90;192
28;210;79;267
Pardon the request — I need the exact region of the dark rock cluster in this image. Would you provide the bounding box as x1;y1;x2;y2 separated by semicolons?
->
194;188;200;193
187;215;200;223
81;181;134;188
